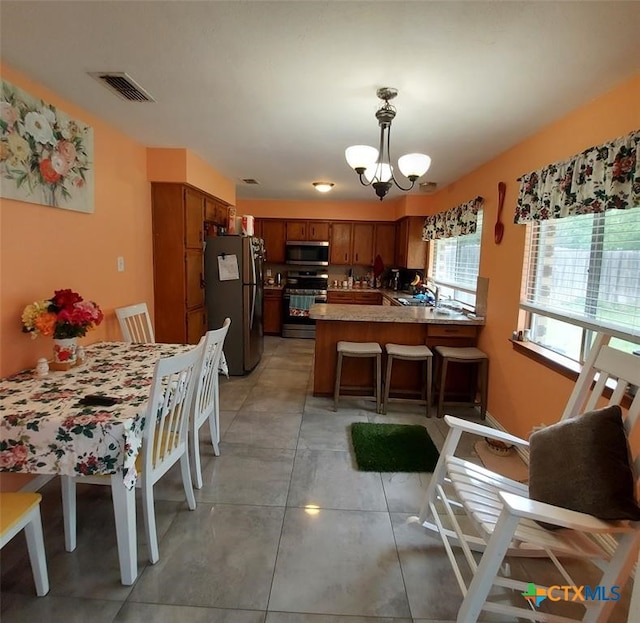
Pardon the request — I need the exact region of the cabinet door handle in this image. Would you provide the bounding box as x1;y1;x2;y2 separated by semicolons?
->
200;273;205;288
355;253;359;262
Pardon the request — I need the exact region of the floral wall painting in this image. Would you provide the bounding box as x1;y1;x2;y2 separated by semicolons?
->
0;79;94;213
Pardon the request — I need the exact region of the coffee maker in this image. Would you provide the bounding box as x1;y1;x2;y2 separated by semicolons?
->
390;269;400;291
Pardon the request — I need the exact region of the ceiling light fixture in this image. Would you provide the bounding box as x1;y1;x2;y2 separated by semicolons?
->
312;182;334;193
345;87;431;201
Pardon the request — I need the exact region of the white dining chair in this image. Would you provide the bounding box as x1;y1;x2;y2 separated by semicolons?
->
61;341;203;564
0;492;49;596
115;302;155;343
191;318;231;489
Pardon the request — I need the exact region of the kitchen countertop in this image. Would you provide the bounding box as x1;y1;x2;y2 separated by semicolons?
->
309;303;484;325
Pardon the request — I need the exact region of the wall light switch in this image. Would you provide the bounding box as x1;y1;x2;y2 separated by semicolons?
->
117;256;125;272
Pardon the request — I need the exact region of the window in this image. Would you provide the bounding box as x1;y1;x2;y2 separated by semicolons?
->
521;208;640;361
430;210;483;308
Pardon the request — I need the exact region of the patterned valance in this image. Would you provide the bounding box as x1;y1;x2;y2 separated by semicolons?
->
422;196;484;241
515;129;640;224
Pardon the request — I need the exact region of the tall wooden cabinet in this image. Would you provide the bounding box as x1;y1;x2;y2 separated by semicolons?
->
152;183;210;344
261;220;286;263
395;216;427;269
374;222;396;267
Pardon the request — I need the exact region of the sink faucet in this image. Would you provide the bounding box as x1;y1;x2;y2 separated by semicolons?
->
423;283;439;307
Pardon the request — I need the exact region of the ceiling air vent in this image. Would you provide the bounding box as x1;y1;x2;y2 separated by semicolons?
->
241;178;260;185
89;72;155;102
419;181;438;194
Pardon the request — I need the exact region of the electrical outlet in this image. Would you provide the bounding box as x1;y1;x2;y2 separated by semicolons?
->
117;256;125;272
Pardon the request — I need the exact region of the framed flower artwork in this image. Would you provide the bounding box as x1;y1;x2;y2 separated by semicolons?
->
0;79;95;213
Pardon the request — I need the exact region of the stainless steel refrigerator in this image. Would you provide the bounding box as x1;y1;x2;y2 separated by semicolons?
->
204;236;264;375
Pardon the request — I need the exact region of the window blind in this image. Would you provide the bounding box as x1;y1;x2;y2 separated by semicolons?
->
522;208;640;341
431;210;483;298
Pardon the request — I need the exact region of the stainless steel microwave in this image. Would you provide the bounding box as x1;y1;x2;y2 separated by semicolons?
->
285;241;330;266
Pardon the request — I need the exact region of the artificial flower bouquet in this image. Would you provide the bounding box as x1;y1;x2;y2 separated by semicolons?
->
22;289;103;339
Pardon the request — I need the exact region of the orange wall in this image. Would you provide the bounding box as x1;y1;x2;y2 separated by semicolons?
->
1;63;154;377
237;194;438;222
147;148;235;205
435;72;640;438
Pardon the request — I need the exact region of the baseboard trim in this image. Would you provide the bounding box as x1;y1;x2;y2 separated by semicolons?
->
484;411;530;465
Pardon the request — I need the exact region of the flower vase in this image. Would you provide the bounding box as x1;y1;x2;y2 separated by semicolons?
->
53;338;78;365
41;184;58;207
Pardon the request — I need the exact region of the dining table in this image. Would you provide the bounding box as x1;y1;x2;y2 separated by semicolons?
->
0;340;195;585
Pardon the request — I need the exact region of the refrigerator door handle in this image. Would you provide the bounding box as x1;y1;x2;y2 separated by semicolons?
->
250;283;256;329
250;241;257;286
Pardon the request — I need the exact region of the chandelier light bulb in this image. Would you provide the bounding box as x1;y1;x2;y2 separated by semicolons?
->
364;162;393;184
345;145;378;172
398;153;431;179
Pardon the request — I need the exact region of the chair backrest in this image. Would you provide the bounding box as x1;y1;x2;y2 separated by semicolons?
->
561;332;640;473
116;303;155;343
141;341;204;478
192;318;231;429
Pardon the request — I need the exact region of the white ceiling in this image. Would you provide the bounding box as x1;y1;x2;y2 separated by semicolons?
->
2;1;640;203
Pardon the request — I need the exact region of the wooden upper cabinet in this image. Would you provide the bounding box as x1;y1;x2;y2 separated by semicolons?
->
185;188;204;249
204;197;229;227
261;220;286;263
395;216;427;269
330;222;353;265
352;223;374;266
373;222;396;268
253;219;263;240
286;220;330;241
286;221;307;241
308;221;330;240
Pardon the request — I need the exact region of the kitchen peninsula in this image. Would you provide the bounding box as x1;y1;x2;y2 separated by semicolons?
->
310;303;484;398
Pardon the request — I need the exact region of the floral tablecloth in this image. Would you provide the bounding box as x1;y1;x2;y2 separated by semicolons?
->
0;341;194;489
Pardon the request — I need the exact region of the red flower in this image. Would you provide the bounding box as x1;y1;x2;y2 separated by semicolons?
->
52;289;83;311
39;158;61;183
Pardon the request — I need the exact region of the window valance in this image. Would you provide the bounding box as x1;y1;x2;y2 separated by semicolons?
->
422;196;484;241
515;129;640;224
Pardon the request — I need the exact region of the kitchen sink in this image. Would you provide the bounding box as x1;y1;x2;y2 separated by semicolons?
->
396;297;434;307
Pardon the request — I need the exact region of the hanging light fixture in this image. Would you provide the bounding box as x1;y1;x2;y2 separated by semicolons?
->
345;87;431;201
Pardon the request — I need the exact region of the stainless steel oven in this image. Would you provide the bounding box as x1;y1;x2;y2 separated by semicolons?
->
285;241;330;266
282;271;328;338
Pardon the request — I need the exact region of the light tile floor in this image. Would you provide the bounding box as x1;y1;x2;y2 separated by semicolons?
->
0;337;633;622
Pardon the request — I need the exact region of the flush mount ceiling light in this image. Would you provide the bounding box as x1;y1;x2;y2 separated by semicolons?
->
312;182;335;193
345;87;431;201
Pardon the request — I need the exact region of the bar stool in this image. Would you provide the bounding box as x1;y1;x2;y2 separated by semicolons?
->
382;344;433;416
334;341;382;413
434;346;488;419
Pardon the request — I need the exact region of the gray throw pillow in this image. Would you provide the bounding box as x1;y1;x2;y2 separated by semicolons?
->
528;405;640;526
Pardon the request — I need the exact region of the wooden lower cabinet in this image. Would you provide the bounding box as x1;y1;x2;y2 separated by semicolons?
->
264;289;283;335
187;308;207;345
327;291;381;305
313;319;480;398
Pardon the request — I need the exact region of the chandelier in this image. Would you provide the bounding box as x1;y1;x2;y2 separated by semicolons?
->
345;87;431;201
